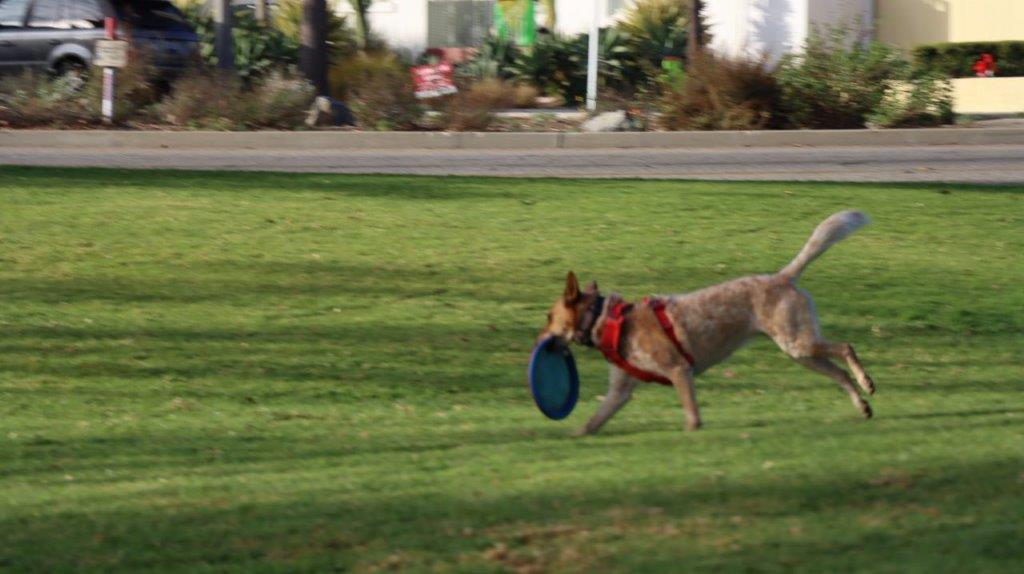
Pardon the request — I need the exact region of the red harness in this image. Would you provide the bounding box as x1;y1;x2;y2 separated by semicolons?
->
597;297;695;385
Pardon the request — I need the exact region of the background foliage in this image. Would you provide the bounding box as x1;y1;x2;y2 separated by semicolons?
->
776;29;953;129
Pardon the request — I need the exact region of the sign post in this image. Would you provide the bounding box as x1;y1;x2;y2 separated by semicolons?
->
96;18;129;123
586;0;600;111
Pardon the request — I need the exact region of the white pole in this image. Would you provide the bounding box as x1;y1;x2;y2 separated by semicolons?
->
102;17;116;124
102;68;114;122
586;0;600;111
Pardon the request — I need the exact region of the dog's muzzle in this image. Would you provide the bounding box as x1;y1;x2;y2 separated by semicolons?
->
575;295;605;347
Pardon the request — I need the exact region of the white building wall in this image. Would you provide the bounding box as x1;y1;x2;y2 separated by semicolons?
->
705;0;749;60
553;0;636;37
338;0;429;58
807;0;873;39
705;0;871;65
369;1;429;58
706;0;806;64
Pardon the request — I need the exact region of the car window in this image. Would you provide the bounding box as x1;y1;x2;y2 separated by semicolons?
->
28;0;70;29
0;0;31;28
113;0;192;32
67;0;103;29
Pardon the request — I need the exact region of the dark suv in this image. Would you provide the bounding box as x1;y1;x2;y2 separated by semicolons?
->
0;0;199;76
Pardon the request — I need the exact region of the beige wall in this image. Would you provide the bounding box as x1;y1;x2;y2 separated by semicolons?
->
953;77;1024;114
876;0;1024;50
949;0;1024;43
876;0;950;49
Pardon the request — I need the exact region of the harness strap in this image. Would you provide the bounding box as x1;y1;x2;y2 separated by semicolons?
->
644;297;697;367
598;298;694;385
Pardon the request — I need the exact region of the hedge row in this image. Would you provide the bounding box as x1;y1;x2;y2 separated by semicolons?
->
913;41;1024;78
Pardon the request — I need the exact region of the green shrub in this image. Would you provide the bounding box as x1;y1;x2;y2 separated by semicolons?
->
0;72;96;128
508;35;563;95
0;49;164;128
510;83;540;107
82;49;162;120
158;70;314;130
461;27;648;105
177;1;297;80
447;78;535;109
248;73;319;128
426;79;537;132
913;41;1024;78
777;28;950;129
515;30;644;104
504;34;589;103
867;72;954;128
330;53;422;130
458;36;522;82
588;27;646;96
432;81;503;131
616;0;688;73
273;0;357;60
658;52;780;130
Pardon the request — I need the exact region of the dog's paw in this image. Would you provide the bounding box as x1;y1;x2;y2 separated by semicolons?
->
860;401;873;419
570;427;592;438
864;377;877;395
685;420;703;432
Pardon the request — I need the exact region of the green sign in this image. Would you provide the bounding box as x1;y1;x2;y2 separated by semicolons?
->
495;0;536;46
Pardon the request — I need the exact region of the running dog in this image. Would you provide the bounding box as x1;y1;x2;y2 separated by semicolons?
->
538;210;876;435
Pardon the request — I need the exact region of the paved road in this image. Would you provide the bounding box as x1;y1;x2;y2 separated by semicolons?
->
3;144;1023;183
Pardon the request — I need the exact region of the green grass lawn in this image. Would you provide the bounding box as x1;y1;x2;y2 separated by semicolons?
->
1;167;1022;573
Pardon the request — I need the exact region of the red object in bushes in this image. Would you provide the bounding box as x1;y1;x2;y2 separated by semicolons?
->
411;62;458;99
973;53;997;77
424;47;475;64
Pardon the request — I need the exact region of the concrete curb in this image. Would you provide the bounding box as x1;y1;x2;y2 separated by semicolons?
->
1;128;1021;150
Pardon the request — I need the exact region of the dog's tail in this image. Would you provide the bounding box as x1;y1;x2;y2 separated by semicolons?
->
778;210;870;281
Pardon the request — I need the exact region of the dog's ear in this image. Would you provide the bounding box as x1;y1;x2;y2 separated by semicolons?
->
584;280;599;294
564;271;580;302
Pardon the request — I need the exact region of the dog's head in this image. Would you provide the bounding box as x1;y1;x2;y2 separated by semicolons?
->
538;271;601;346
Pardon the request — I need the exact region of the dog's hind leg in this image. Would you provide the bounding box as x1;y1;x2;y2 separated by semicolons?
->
764;286;874;417
572;366;637;437
814;341;875;395
794;357;873;419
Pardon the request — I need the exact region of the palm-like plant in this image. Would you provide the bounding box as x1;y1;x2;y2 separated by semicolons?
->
617;0;688;71
274;0;356;59
569;28;643;96
458;36;521;81
178;1;293;79
511;29;641;103
509;34;563;94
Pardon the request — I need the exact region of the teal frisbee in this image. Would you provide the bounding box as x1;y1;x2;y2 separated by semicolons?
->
527;336;580;420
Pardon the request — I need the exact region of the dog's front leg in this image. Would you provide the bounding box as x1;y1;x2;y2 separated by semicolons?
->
669;367;702;431
572;366;636;437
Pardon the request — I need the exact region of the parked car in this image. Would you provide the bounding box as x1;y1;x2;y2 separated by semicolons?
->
0;0;199;76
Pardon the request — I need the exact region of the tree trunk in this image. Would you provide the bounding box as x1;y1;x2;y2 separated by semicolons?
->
255;0;269;25
350;0;371;52
688;0;705;60
300;0;329;95
212;0;235;71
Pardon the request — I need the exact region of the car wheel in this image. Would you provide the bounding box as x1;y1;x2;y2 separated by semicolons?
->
54;59;88;91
